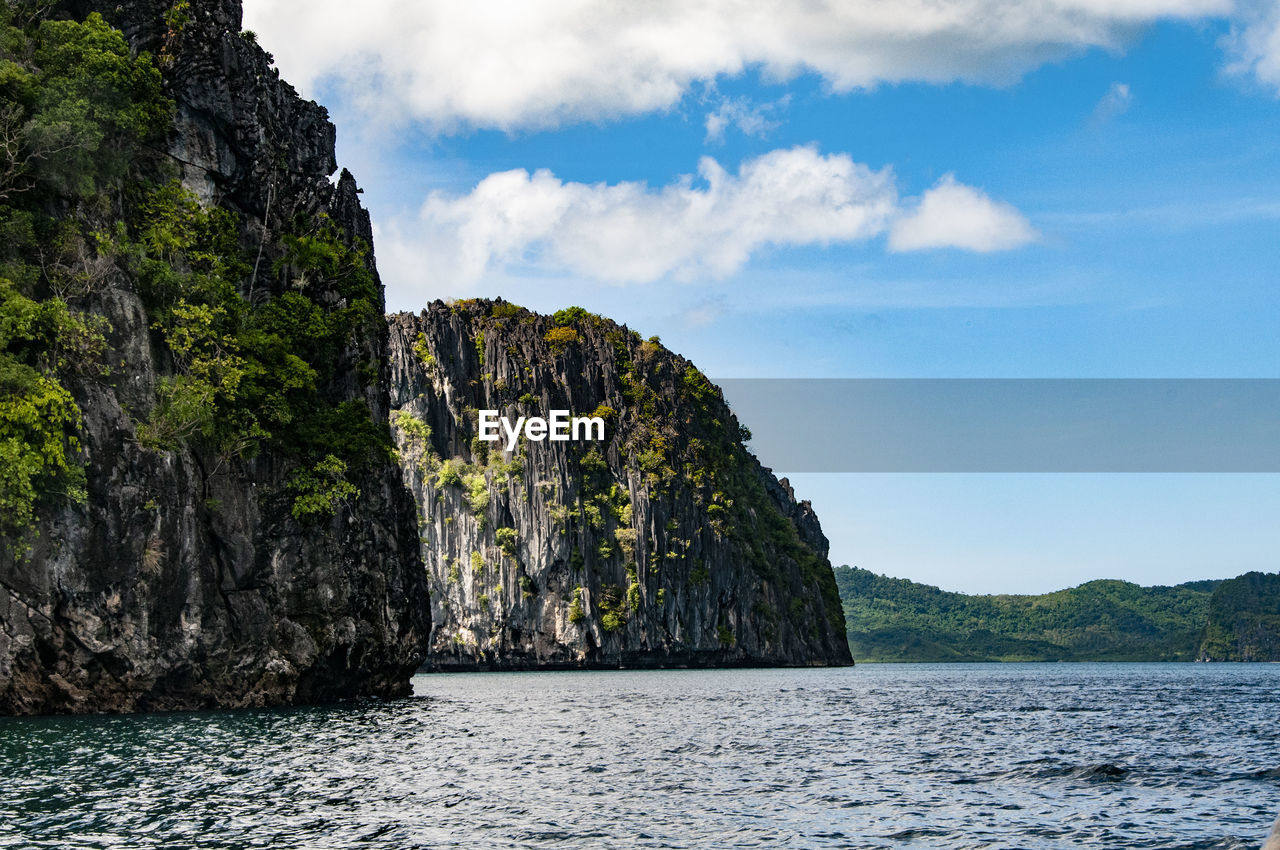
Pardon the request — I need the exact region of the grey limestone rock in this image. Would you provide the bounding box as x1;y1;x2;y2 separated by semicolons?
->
0;0;429;714
387;300;852;670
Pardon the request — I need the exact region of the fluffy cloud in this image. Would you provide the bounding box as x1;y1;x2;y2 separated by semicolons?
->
242;0;1232;131
704;96;788;143
382;146;896;286
888;175;1039;253
377;148;1036;294
1225;3;1280;92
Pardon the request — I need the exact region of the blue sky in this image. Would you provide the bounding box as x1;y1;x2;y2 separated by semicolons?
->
244;1;1280;594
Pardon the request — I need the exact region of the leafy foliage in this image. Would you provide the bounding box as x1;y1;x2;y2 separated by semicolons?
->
489;301;523;320
568;586;586;624
598;584;627;632
551;306;589;326
0;11;169;199
0;9;167;539
0;341;85;531
544;326;579;350
495;526;517;557
412;331;434;367
287;454;359;519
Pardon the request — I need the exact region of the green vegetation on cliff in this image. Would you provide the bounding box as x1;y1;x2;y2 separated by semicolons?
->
0;6;388;540
0;8;169;537
132;180;389;518
834;566;1220;661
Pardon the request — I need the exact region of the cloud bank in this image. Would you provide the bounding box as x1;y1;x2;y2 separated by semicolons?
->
377;148;1038;294
1226;3;1280;92
242;0;1236;131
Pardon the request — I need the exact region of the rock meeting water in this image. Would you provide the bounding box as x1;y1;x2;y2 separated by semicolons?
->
2;664;1277;849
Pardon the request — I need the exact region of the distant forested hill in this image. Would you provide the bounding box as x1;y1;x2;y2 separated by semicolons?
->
834;567;1230;662
1197;572;1280;661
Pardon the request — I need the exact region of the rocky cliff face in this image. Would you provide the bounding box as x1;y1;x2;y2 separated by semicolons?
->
387;301;851;669
0;0;428;713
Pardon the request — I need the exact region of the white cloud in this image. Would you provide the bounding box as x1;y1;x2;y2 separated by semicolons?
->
381;146;896;289
376;148;1037;296
1224;3;1280;92
242;0;1231;131
1091;82;1134;122
888;175;1039;253
705;96;788;143
677;295;730;328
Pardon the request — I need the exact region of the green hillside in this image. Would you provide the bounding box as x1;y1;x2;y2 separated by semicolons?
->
834;566;1222;662
1198;572;1280;661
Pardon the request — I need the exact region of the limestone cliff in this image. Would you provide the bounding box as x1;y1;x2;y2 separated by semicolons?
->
0;0;428;713
387;301;851;669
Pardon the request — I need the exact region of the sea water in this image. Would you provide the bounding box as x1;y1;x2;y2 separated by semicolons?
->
1;664;1277;848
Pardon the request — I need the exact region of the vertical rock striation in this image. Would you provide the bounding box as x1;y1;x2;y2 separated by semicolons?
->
388;300;851;669
0;0;428;714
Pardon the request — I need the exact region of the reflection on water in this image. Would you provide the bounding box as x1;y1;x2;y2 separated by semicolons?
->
1;664;1278;848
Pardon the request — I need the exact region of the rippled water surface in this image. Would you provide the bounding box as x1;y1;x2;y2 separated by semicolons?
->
2;664;1279;848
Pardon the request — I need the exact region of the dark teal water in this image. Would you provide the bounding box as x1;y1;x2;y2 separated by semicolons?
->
1;664;1278;848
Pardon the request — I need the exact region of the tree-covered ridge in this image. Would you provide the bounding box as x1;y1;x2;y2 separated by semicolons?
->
834;566;1222;661
0;6;388;543
1198;572;1280;661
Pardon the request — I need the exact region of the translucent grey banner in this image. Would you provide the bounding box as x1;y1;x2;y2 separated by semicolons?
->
713;379;1280;472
